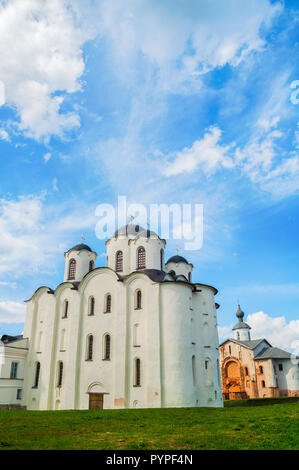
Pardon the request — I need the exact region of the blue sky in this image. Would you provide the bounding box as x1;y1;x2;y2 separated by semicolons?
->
0;0;298;352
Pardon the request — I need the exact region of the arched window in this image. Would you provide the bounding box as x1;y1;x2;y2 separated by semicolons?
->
160;249;164;270
34;362;40;388
262;380;266;388
68;259;76;280
89;297;95;316
237;331;240;340
87;335;93;361
229;345;232;355
259;366;264;374
134;358;141;386
135;290;142;309
105;294;111;313
137;247;146;269
104;334;111;360
62;300;68;318
89;260;94;272
57;361;63;387
115;251;123;272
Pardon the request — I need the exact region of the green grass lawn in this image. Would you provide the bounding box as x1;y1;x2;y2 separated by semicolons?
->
0;400;299;450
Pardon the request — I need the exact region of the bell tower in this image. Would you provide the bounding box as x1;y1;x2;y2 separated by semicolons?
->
232;305;251;341
64;239;97;283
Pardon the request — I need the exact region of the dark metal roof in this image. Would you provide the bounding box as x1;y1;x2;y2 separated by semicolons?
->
236;339;268;349
166;255;189;264
114;224;146;238
233;321;251;330
254;347;294;360
1;334;23;344
220;338;271;349
69;243;92;252
120;269;167;282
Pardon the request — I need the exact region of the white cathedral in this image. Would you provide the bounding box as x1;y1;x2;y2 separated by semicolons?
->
0;223;223;410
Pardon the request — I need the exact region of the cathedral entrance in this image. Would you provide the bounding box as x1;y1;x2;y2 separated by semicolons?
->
89;393;104;409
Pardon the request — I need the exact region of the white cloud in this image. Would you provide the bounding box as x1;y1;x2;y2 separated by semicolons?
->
99;0;282;90
0;194;97;277
0;300;26;324
43;152;52;162
219;311;299;354
0;128;9;141
163;126;234;176
52;178;58;192
247;311;299;354
0;0;96;141
162;115;299;198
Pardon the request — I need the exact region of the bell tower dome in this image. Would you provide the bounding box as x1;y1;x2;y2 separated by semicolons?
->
233;304;251;341
64;242;97;283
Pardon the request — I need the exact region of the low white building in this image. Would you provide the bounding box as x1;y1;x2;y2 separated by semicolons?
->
1;223;223;410
0;335;28;408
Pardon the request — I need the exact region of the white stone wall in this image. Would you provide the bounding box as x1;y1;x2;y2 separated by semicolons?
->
0;339;28;405
64;249;97;282
165;261;193;281
106;234;166;275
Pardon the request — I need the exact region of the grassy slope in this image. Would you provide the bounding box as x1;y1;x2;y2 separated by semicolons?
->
0;401;299;450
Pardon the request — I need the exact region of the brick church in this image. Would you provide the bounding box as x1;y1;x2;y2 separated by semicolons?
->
220;306;299;400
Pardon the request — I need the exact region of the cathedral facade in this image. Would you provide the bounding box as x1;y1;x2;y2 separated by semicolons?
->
2;223;223;410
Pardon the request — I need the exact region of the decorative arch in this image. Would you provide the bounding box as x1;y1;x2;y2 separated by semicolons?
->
87;381;105;394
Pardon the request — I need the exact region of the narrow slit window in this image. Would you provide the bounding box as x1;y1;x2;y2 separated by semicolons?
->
63;300;68;318
57;362;63;387
104;334;111;360
106;295;111;313
134;358;141;386
136;290;142;309
87;335;93;360
34;362;40;388
89;297;95;316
